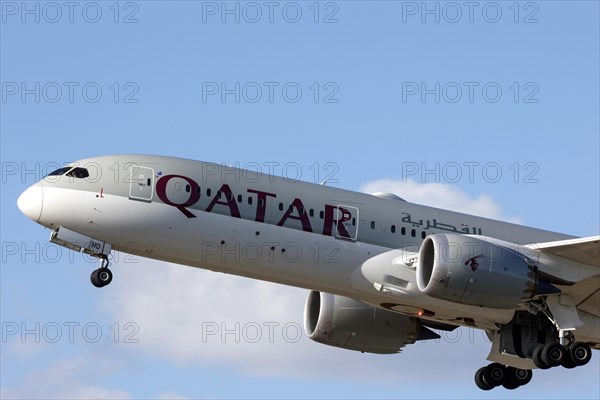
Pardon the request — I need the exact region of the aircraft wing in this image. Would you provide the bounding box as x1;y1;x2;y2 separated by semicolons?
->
533;235;600;268
527;235;600;326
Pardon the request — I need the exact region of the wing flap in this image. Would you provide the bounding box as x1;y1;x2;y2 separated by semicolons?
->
570;276;600;318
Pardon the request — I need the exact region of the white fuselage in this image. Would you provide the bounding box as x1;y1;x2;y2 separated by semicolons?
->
18;155;580;332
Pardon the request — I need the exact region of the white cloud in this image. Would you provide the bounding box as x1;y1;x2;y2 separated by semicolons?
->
101;258;492;384
65;387;132;400
1;354;131;400
361;178;521;223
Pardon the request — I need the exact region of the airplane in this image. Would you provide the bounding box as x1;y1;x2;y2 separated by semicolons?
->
16;154;599;391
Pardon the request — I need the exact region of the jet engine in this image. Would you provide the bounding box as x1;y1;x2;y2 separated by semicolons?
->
304;290;438;354
416;233;556;309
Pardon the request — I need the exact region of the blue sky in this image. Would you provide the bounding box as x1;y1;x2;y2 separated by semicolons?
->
1;1;599;399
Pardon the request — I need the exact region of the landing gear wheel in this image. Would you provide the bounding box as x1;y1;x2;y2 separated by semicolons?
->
90;268;112;288
483;363;506;387
90;269;102;287
502;367;532;389
541;343;565;367
474;367;494;391
570;342;592;366
561;355;577;369
533;345;551;369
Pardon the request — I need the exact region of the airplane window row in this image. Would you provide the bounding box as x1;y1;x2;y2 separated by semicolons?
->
369;220;426;239
179;184;352;224
176;184;425;239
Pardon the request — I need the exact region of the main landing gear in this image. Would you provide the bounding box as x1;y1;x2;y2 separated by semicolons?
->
90;256;113;288
473;305;594;391
474;363;532;391
474;341;593;390
531;341;593;370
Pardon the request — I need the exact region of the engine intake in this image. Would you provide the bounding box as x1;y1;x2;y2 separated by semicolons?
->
417;233;542;309
304;291;438;354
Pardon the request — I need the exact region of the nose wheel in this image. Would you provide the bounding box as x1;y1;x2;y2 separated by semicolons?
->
90;257;113;288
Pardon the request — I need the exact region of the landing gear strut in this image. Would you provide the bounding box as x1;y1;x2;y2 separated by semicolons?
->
90;256;113;288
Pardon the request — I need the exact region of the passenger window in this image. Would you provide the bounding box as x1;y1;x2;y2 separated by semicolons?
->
421;231;427;239
185;184;190;193
391;225;396;233
309;209;314;217
401;227;406;235
237;194;242;203
370;221;375;229
411;229;416;237
248;197;253;205
207;188;212;196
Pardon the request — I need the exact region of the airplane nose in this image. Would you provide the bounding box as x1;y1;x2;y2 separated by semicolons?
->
17;184;43;222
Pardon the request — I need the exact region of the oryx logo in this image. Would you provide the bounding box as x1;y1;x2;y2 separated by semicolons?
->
465;255;484;271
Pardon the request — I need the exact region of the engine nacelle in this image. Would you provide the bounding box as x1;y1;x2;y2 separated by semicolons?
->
304;291;437;354
416;233;541;309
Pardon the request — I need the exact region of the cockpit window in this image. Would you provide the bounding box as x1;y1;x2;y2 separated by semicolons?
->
66;167;89;179
47;167;72;176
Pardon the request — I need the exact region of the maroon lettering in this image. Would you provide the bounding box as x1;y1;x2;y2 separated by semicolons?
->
322;204;351;238
247;189;277;223
277;198;313;232
156;174;200;218
205;184;241;218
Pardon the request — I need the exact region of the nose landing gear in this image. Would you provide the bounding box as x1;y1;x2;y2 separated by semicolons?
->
90;256;113;288
48;227;115;288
